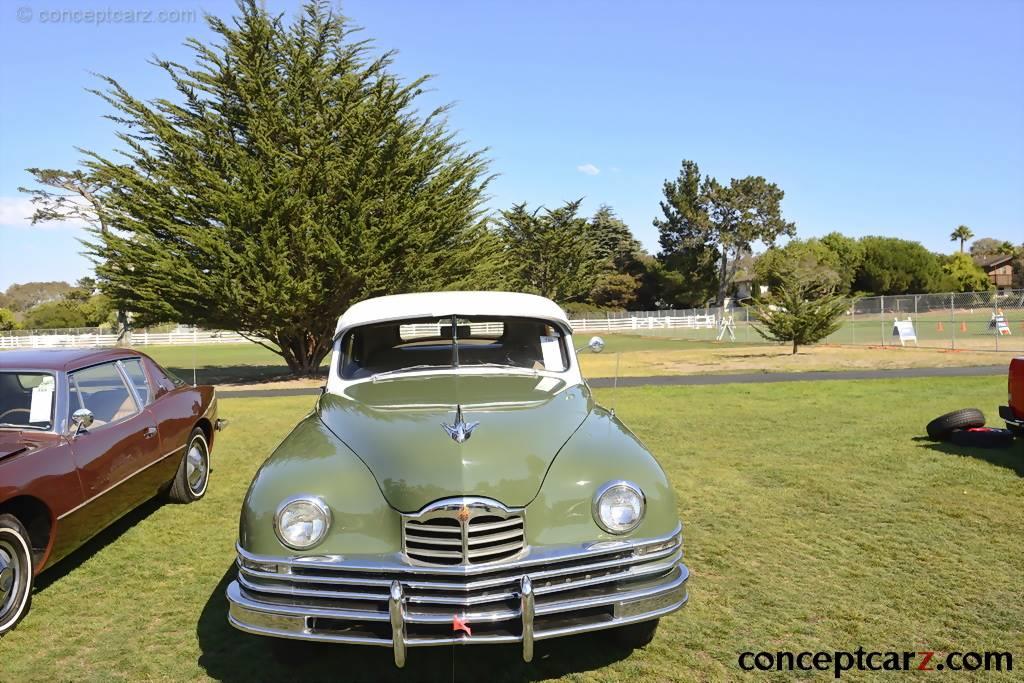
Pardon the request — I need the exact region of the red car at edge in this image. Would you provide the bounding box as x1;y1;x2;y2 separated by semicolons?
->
0;348;223;636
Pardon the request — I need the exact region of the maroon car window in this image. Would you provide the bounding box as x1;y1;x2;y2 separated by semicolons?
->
120;359;152;405
68;363;139;428
0;371;56;431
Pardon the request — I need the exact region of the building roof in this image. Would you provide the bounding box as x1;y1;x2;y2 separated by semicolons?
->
972;253;1013;269
334;291;570;337
0;347;144;372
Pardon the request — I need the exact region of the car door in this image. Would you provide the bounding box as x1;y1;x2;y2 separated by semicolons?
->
67;361;161;529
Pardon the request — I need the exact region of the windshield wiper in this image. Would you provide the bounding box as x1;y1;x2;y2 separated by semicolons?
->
0;423;48;430
372;364;453;381
459;363;539;375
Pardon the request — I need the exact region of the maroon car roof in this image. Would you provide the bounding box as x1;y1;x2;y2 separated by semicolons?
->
0;347;145;372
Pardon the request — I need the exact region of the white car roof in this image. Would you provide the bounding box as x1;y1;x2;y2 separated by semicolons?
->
334;291;570;337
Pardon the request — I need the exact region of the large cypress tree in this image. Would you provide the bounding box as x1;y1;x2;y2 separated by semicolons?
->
33;1;499;375
496;200;603;303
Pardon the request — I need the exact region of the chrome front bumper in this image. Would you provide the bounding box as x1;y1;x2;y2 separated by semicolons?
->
226;526;688;667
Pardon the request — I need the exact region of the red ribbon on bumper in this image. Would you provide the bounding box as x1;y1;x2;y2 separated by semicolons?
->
453;614;472;636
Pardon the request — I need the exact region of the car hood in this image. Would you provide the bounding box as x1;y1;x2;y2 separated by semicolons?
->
317;373;593;512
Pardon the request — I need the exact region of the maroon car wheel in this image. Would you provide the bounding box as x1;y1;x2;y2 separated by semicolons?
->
167;427;211;503
0;514;33;637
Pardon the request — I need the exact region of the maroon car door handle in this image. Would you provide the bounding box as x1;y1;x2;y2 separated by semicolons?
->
144;427;158;439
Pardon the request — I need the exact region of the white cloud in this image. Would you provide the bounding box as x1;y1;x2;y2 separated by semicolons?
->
0;196;87;229
576;163;600;176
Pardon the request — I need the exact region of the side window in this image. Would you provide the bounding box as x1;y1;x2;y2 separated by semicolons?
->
120;359;152;405
69;362;139;428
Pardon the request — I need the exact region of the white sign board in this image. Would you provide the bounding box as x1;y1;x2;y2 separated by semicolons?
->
991;315;1011;336
539;335;564;370
892;318;917;346
29;375;55;425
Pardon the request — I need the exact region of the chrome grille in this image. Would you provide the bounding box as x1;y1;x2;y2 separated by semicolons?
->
402;498;525;566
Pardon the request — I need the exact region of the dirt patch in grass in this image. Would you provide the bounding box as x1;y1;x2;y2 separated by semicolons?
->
579;344;1014;378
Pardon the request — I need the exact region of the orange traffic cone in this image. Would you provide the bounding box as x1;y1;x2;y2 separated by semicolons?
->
960;321;968;333
936;321;944;332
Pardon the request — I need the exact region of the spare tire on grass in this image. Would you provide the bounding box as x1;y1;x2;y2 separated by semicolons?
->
926;408;985;440
949;427;1015;449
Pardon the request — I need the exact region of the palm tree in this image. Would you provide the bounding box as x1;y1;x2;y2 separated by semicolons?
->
950;225;974;252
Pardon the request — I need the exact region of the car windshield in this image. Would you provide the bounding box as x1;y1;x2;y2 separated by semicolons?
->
339;316;570;380
0;371;56;431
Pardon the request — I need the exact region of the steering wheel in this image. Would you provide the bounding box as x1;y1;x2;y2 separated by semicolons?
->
0;408;31;423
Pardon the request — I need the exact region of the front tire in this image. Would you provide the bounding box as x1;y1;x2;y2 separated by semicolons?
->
167;427;211;503
612;618;659;649
0;514;34;637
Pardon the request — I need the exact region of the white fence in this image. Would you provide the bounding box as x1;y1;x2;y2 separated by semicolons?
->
571;314;716;332
0;316;717;350
0;327;249;349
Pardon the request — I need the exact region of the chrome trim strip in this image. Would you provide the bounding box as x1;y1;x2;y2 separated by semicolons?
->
239;523;682;576
404;589;517;606
468;517;523;533
520;576;534;663
56;445;186;520
534;565;685;616
534;550;683;597
236;573;389;602
237;537;682;592
233;587;391;622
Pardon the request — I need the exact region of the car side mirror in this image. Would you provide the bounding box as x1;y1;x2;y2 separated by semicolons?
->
71;408;94;436
578;336;604;353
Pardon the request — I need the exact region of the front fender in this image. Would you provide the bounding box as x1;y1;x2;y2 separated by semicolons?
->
525;407;678;546
238;413;401;556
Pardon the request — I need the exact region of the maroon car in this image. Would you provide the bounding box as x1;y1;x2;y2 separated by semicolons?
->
0;348;223;636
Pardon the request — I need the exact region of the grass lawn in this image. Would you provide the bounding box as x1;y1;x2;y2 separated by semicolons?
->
1;377;1021;681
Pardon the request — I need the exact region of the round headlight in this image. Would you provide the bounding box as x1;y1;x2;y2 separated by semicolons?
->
274;496;331;550
593;481;645;534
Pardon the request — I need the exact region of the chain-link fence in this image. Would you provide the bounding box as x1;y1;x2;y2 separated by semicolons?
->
574;289;1024;353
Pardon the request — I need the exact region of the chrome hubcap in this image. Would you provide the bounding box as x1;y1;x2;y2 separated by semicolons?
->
0;542;18;616
186;440;208;494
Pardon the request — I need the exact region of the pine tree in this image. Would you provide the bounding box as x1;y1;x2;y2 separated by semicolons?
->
496;200;602;303
752;277;849;354
29;1;500;375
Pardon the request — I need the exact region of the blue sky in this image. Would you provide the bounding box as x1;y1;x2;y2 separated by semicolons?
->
1;0;1022;290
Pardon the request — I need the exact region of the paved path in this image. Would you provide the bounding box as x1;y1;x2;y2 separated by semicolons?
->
217;364;1006;399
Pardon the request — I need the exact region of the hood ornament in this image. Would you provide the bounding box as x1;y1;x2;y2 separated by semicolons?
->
442;405;479;443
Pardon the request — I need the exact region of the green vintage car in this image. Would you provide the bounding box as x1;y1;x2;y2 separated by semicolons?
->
226;292;688;667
